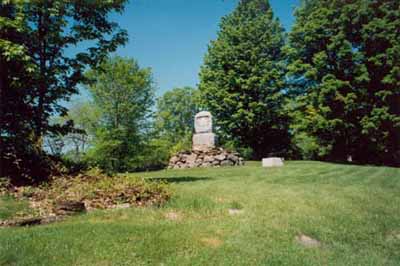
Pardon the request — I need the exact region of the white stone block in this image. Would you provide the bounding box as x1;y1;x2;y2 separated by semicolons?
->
262;157;284;167
194;111;212;133
192;133;215;151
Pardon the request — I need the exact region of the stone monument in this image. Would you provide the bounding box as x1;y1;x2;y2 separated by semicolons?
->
168;111;244;169
262;157;284;167
192;111;216;151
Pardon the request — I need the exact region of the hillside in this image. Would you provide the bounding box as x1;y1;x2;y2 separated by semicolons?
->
1;161;400;265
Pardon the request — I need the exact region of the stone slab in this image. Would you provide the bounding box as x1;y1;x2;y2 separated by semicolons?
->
193;133;215;151
194;111;212;133
262;157;284;167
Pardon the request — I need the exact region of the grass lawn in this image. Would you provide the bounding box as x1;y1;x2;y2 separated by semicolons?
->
1;161;400;265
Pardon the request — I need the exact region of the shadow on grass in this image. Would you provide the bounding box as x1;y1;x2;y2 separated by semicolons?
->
149;176;213;184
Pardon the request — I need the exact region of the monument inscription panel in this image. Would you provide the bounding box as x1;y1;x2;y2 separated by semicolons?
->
194;111;213;133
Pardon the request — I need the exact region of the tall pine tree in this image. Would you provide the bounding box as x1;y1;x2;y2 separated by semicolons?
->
287;0;400;166
199;0;289;159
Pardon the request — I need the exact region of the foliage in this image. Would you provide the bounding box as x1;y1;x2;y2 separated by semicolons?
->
222;140;254;160
84;56;155;172
286;0;400;166
148;86;201;163
155;86;200;145
199;0;290;159
0;1;128;182
45;101;101;162
62;101;101;160
169;133;193;155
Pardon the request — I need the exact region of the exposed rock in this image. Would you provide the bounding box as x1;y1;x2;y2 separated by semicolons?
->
170;156;179;164
204;155;214;162
168;148;244;169
227;154;238;162
220;160;234;166
211;160;220;166
215;154;226;161
55;200;86;214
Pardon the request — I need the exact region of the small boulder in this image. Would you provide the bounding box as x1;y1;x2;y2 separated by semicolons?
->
227;154;238;162
215;154;226;161
169;156;179;164
221;160;234;166
204;155;214;163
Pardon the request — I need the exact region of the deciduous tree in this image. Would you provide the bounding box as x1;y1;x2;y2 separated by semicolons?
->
155;86;200;145
1;1;128;182
84;56;155;172
287;0;400;165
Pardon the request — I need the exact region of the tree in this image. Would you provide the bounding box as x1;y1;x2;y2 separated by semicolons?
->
84;56;155;172
44;101;101;161
155;87;200;146
1;1;128;182
199;0;289;159
287;0;400;166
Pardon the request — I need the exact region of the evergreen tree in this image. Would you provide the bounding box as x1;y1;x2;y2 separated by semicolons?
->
199;0;289;159
287;0;400;166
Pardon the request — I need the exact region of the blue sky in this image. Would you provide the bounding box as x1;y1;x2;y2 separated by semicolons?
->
79;0;300;99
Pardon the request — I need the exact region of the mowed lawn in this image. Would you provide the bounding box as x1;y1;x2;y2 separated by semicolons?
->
1;161;400;266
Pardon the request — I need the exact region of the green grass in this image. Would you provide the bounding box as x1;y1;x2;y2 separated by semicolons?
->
0;195;32;220
1;161;400;265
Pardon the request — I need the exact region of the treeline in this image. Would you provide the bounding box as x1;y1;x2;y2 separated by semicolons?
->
1;0;399;184
200;0;399;166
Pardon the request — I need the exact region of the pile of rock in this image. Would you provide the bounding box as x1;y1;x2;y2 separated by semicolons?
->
168;148;244;169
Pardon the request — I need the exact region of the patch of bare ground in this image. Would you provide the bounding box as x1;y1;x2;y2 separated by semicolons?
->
215;197;228;203
200;237;223;248
296;234;321;248
228;208;244;215
164;211;182;221
386;231;400;241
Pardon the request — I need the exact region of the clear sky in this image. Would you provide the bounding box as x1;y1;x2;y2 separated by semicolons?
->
86;0;300;98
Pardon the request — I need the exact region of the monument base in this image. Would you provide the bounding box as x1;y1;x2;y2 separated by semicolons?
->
192;133;216;151
168;148;244;169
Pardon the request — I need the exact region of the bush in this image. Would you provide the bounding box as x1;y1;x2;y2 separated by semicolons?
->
170;133;192;155
222;140;253;160
292;132;331;160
